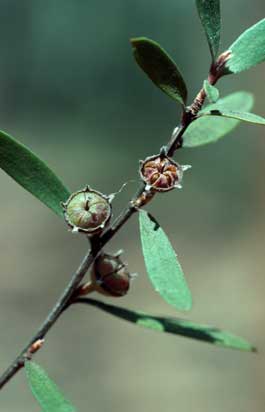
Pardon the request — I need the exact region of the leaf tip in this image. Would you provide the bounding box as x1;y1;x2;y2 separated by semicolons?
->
130;36;151;47
130;37;138;46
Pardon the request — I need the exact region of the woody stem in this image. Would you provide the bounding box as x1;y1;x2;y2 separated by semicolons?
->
0;68;216;390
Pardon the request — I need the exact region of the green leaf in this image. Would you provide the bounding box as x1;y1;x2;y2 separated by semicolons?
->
201;109;265;125
0;130;70;217
183;91;254;147
139;211;192;311
224;18;265;74
196;0;221;60
77;298;256;352
25;361;76;412
130;37;187;106
203;80;220;103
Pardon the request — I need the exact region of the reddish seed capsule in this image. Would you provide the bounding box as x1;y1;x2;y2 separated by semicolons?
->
140;153;184;192
92;252;131;297
62;186;112;235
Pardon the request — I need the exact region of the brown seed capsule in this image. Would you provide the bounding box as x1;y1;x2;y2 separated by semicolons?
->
62;186;112;234
91;252;131;297
139;153;183;192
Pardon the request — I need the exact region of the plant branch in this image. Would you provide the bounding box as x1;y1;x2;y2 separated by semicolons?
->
0;70;214;390
0;248;94;389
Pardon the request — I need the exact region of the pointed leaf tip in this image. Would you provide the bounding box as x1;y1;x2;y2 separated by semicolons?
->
139;211;192;311
0;130;70;217
224;18;265;74
131;37;187;106
196;0;221;60
25;361;76;412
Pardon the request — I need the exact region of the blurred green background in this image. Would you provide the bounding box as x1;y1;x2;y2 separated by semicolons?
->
0;1;264;411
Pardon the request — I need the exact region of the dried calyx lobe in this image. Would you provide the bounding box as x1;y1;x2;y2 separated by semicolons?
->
62;186;112;234
140;153;186;192
92;252;131;297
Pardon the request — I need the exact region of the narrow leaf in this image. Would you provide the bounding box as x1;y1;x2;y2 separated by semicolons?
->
203;80;219;103
201;109;265;125
139;211;192;311
25;361;76;412
224;18;265;74
196;0;221;60
131;37;187;105
76;298;256;352
183;91;254;147
0;130;70;217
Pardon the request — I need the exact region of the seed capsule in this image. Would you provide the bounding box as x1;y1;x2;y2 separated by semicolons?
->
62;186;112;234
139;153;184;192
91;252;131;297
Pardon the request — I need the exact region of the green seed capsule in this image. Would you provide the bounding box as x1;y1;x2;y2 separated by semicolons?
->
62;186;112;234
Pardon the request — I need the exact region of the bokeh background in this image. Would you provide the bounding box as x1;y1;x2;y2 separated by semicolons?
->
0;1;264;411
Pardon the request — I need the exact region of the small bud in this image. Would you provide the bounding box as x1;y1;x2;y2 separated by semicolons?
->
139;153;183;192
210;50;232;80
62;186;112;235
29;339;45;354
25;339;45;360
91;252;131;297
